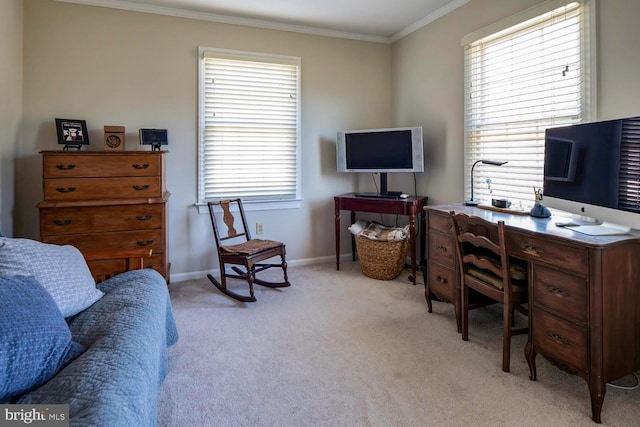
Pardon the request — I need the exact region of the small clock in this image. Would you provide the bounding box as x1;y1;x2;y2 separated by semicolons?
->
104;125;125;151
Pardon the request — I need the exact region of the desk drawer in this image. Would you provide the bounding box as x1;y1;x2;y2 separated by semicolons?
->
429;231;455;268
44;177;162;201
428;261;456;302
533;265;587;325
40;204;164;235
506;232;588;274
532;306;587;373
429;211;454;234
44;154;161;178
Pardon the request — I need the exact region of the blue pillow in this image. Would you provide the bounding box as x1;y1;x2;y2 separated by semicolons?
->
0;275;84;402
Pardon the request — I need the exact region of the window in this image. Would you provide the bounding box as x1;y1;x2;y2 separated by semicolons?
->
198;47;301;208
619;117;640;211
462;0;594;207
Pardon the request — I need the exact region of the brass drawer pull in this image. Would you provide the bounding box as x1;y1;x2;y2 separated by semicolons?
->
136;214;153;221
132;163;150;169
547;331;570;345
436;275;448;284
521;243;544;257
55;164;75;170
133;185;150;191
56;187;76;193
53;219;72;226
137;240;154;246
548;286;567;297
436;245;448;252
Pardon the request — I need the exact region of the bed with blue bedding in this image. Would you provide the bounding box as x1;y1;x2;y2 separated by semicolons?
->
15;269;178;426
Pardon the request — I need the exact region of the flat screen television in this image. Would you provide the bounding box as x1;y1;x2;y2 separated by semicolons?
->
543;115;640;231
336;126;424;198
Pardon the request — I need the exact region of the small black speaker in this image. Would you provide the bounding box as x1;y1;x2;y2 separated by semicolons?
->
492;198;511;208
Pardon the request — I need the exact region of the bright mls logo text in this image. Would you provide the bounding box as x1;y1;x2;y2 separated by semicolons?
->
2;405;68;426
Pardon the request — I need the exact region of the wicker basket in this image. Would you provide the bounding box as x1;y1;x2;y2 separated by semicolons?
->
354;234;409;280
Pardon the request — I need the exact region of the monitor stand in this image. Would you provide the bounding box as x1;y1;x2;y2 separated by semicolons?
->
571;222;631;236
354;173;403;199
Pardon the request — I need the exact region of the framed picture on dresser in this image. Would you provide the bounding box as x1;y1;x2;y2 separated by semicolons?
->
55;118;90;149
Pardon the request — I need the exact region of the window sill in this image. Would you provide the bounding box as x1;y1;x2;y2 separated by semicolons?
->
195;199;302;214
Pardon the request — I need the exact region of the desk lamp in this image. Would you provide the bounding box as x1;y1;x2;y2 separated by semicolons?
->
464;159;508;206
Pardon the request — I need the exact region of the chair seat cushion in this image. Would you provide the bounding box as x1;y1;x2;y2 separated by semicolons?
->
221;239;283;256
468;266;527;292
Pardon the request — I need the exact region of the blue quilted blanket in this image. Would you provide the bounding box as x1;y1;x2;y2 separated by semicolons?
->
17;269;178;426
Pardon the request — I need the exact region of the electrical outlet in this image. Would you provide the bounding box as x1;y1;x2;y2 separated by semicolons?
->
256;222;264;235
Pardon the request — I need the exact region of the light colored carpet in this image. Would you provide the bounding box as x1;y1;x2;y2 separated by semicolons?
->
158;261;640;426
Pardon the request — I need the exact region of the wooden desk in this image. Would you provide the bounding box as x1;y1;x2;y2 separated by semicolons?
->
425;204;640;423
334;193;428;285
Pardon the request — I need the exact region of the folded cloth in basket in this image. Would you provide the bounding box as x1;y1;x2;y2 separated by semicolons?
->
348;219;371;235
358;222;409;242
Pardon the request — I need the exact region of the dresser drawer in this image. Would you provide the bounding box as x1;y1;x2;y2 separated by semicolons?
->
43;229;164;254
532;306;588;373
144;254;166;277
506;232;588;274
40;204;164;235
86;253;165;282
43;154;161;178
428;261;456;302
44;177;162;201
429;230;455;268
533;264;587;324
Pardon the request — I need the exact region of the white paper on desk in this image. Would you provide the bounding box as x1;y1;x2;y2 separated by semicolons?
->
572;222;631;236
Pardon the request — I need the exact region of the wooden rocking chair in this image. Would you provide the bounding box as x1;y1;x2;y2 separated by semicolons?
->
206;199;290;302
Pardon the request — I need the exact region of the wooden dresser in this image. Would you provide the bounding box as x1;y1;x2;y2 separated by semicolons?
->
424;204;640;423
38;151;169;281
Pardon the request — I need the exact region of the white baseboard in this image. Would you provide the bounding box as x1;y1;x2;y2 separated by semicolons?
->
169;253;353;283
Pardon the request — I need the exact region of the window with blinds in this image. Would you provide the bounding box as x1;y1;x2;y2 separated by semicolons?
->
198;48;301;203
463;0;593;207
619;117;640;212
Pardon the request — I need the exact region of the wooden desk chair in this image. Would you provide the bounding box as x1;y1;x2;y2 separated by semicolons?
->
450;211;528;372
207;199;290;302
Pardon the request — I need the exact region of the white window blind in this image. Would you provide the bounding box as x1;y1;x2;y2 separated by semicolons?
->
619;117;640;212
463;0;592;207
198;48;300;203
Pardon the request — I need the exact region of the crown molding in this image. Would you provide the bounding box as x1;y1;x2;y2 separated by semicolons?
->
56;0;469;44
390;0;471;42
55;0;390;43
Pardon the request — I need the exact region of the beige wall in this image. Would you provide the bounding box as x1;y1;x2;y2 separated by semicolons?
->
597;0;640;119
20;0;391;278
392;0;640;206
16;0;640;277
0;0;23;237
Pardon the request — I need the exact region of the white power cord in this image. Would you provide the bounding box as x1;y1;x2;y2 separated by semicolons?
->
607;372;640;390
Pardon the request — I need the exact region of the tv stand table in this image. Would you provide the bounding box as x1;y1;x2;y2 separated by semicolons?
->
334;193;428;285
